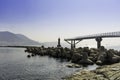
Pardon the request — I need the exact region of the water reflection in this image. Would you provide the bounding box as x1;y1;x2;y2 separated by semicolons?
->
0;47;98;80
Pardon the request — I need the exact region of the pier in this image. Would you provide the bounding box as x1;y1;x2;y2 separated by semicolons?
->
64;31;120;49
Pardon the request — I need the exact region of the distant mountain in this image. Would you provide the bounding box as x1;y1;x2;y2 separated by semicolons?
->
0;31;40;46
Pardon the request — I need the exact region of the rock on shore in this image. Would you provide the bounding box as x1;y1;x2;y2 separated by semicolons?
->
64;63;120;80
25;46;120;65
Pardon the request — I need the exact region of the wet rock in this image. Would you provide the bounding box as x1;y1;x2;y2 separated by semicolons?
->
107;49;120;63
65;51;72;60
96;46;107;65
25;46;120;65
79;52;94;65
65;63;120;80
71;53;82;63
50;49;57;57
31;53;35;57
96;53;107;65
66;63;81;68
83;47;91;56
27;55;31;58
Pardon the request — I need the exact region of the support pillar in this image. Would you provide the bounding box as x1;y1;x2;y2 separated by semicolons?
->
73;40;76;48
95;37;102;49
64;39;81;50
71;40;74;49
71;40;77;49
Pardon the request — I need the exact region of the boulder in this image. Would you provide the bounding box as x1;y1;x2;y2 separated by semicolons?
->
65;51;72;60
83;47;91;56
96;46;107;65
96;51;107;65
107;49;120;63
79;52;94;65
71;53;82;63
66;63;81;68
27;55;31;58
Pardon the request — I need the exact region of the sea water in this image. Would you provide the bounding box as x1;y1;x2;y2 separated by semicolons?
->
0;47;98;80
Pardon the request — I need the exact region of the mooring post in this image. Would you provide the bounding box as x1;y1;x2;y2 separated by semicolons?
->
95;37;102;49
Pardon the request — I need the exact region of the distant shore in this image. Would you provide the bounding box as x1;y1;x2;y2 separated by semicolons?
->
0;46;40;48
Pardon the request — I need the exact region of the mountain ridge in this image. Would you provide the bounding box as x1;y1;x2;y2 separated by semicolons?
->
0;31;40;46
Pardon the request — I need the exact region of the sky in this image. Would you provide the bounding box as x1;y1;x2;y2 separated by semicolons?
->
0;0;120;46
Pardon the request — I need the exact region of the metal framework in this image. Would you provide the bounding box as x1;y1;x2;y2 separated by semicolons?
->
64;31;120;49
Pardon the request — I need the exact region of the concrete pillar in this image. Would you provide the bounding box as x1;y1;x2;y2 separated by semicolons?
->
64;39;81;50
71;40;74;49
71;40;76;49
73;40;76;48
95;37;102;49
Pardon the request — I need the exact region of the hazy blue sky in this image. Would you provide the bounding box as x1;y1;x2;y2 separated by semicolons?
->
0;0;120;43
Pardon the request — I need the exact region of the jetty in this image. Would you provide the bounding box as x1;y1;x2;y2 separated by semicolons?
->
65;31;120;49
25;31;120;65
24;31;120;79
25;45;120;65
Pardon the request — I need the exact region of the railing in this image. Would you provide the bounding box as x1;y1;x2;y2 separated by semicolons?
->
65;31;120;40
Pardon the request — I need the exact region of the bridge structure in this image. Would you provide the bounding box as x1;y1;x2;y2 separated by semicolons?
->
64;31;120;49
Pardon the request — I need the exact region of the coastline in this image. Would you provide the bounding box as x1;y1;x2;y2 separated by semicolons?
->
1;46;120;79
64;63;120;80
0;46;40;48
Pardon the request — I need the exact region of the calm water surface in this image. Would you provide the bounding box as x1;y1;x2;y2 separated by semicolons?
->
0;47;97;80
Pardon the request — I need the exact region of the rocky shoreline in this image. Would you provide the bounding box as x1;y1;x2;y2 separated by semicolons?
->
25;46;120;79
64;63;120;80
25;46;120;65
